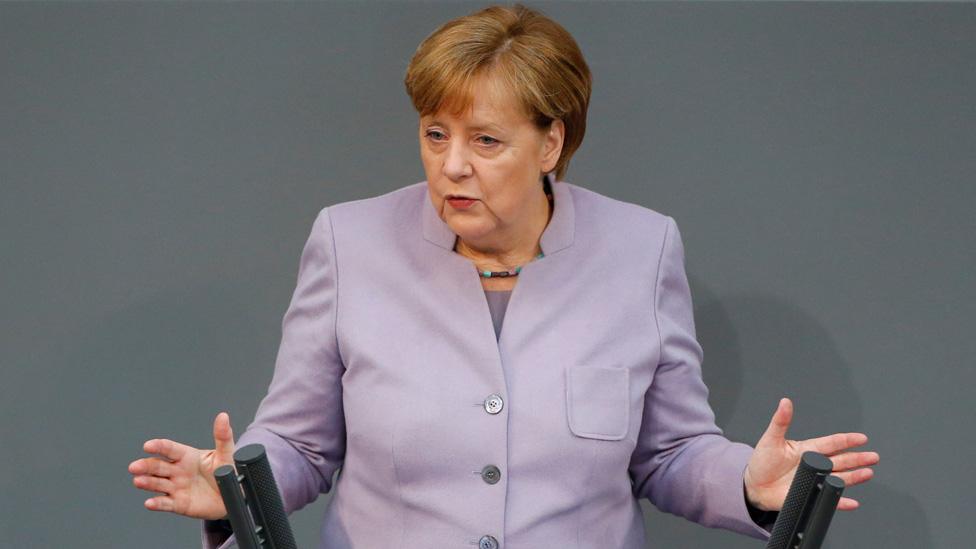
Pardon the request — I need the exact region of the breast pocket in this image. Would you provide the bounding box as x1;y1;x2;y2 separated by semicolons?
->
564;365;630;441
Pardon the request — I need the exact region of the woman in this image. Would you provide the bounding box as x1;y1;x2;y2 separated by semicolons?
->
128;5;879;548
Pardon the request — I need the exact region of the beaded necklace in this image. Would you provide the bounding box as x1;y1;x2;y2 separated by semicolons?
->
477;251;545;278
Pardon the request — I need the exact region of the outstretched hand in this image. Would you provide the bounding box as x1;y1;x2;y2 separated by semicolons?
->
743;398;879;512
128;412;237;520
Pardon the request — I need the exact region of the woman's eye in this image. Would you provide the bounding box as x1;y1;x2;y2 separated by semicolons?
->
476;135;499;146
425;130;446;141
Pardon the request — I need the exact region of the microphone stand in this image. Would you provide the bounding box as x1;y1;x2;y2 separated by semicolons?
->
765;451;846;549
214;443;298;549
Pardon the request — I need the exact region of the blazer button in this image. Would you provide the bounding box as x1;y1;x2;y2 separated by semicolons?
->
483;394;504;415
479;535;499;549
481;464;501;485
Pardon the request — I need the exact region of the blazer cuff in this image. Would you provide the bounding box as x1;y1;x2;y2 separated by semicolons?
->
708;441;773;541
201;519;237;549
746;494;779;532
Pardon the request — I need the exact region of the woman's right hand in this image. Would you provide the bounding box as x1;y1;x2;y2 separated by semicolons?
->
128;412;237;520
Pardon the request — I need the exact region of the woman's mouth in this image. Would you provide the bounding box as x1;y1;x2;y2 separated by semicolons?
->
447;197;478;210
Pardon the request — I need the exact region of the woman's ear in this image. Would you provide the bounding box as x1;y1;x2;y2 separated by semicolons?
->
540;119;565;174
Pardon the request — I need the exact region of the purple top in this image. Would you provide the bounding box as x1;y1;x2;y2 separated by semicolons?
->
484;289;513;341
201;175;777;548
203;288;517;543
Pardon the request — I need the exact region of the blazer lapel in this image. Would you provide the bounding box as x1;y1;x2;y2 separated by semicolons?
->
418;171;578;376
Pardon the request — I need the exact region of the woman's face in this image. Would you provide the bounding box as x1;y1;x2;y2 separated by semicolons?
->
420;75;564;252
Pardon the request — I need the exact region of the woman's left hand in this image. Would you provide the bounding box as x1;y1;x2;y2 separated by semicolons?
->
743;397;880;512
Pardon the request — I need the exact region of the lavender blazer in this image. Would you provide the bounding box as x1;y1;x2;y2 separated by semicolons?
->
203;173;773;548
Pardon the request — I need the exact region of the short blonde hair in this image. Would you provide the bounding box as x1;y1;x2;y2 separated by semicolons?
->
404;3;592;180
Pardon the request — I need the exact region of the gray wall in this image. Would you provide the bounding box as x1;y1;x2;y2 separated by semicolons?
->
2;2;972;547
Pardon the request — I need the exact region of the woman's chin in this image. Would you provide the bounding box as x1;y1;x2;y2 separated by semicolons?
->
447;220;496;244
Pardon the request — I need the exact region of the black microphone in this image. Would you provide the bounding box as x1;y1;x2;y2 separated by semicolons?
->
234;444;298;549
798;475;844;548
213;443;298;549
766;451;846;549
214;464;262;549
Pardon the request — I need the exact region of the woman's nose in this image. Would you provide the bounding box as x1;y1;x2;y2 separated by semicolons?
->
442;140;472;180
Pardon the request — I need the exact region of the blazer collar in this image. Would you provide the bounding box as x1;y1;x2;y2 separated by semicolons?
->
421;172;575;256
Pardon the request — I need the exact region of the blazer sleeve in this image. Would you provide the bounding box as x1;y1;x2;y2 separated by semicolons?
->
628;216;772;541
201;207;347;549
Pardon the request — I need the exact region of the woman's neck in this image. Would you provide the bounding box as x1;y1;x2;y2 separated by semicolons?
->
454;190;553;271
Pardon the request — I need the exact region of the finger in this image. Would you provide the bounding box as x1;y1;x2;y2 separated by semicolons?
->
804;432;869;455
213;412;235;462
129;457;177;478
143;438;191;462
829;451;880;472
832;467;874;487
133;474;175;495
128;459;147;475
144;495;175;512
761;397;793;442
837;497;859;511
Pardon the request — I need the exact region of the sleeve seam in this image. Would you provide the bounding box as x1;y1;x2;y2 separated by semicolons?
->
652;216;674;368
322;206;344;370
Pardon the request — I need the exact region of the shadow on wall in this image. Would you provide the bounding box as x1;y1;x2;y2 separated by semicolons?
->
637;277;931;548
689;276;861;437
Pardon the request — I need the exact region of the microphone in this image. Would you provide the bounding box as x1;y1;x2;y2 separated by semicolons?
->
213;443;298;549
765;451;846;549
214;464;261;549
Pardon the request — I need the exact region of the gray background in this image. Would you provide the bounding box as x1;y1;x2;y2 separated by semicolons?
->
1;1;972;547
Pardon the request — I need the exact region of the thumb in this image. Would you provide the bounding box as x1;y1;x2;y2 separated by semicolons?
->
760;397;793;444
213;411;236;464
